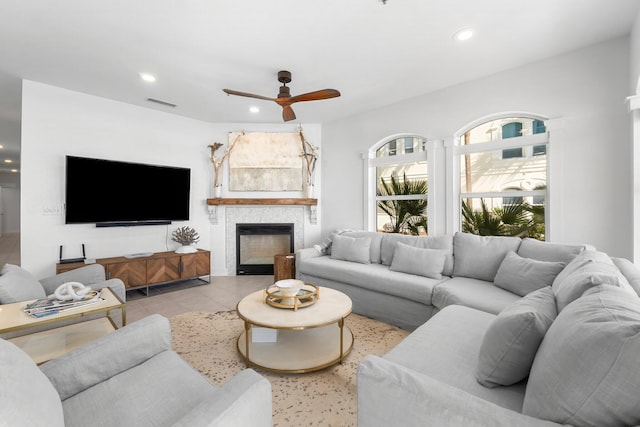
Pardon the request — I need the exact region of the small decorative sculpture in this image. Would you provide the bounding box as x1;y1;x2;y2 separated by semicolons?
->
54;282;92;301
172;226;200;254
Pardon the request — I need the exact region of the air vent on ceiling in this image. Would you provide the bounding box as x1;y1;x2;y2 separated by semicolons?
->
147;98;177;108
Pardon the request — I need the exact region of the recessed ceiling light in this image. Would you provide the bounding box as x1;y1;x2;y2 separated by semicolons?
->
10;169;17;173
4;159;12;164
453;28;474;41
249;106;260;114
139;73;156;83
0;145;3;149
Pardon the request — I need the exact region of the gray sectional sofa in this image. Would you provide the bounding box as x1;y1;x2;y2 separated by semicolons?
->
297;231;640;426
296;231;585;330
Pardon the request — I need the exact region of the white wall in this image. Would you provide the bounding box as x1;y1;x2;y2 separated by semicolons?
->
323;37;632;258
0;171;20;233
21;80;322;278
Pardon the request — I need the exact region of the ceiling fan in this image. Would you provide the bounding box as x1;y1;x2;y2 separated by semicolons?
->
223;70;341;122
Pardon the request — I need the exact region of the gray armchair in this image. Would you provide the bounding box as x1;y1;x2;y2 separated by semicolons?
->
1;314;273;427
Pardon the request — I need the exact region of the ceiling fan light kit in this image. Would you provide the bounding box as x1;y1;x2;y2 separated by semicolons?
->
223;70;341;122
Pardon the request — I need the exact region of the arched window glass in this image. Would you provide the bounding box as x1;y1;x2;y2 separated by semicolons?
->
457;116;548;240
370;136;428;234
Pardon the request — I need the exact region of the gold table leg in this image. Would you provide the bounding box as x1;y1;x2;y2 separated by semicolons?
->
244;320;251;368
338;317;345;363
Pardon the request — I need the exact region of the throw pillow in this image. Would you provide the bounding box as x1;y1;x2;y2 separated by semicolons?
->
476;286;557;388
523;285;640;426
330;235;371;264
551;250;635;312
517;238;586;264
0;265;46;304
389;242;448;280
493;251;565;297
452;232;522;282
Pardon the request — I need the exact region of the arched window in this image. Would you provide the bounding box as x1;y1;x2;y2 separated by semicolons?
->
454;115;548;240
367;135;428;234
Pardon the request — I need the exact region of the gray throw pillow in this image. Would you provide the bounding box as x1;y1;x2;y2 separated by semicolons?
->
494;251;565;297
552;250;635;312
476;286;557;388
330;235;371;264
389;242;448;279
523;285;640;426
452;232;522;282
0;264;46;304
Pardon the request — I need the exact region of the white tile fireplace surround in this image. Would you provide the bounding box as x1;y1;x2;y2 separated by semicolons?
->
224;206;305;275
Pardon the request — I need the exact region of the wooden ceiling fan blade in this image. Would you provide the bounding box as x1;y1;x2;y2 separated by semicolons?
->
282;105;296;122
290;89;341;103
223;89;275;101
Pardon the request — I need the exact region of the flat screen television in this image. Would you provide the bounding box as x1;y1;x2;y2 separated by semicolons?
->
65;155;191;227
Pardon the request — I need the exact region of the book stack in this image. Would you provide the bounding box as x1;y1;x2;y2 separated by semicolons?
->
24;289;104;318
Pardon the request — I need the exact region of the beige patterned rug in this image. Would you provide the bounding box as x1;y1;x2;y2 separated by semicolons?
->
169;310;409;427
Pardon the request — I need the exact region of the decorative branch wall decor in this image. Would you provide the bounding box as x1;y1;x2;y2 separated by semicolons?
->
208;131;243;190
229;131;304;191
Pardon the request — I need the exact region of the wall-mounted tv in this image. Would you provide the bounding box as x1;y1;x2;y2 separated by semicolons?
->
65;155;191;227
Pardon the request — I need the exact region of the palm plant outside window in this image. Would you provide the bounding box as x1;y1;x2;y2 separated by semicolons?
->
458;117;548;240
374;136;428;235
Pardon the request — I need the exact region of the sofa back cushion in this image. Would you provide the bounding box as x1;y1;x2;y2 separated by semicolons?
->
552;250;635;311
389;243;448;279
0;339;64;426
0;264;46;304
476;286;557;388
517;238;586;264
330;235;371;264
452;232;521;282
523;285;640;426
381;234;453;276
341;231;384;264
611;257;640;296
493;251;566;297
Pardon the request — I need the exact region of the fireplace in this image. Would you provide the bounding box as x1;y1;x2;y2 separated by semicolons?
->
236;223;294;275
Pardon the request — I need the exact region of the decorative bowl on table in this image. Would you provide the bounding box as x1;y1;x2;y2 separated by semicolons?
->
275;279;304;301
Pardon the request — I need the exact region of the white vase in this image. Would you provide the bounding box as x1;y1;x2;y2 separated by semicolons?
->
214;185;222;198
175;245;198;254
303;183;315;199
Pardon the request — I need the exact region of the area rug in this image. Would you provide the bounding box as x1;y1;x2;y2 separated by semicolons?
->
169;310;409;427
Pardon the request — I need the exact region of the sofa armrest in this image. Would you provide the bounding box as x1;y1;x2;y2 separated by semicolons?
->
173;369;273;427
357;356;564;427
39;264;106;291
40;314;172;400
295;247;322;271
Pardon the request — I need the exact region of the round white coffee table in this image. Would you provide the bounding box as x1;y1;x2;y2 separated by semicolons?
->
236;286;353;373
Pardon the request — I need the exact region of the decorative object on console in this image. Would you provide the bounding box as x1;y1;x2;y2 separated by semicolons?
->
171;226;200;254
53;281;92;301
208;131;243;198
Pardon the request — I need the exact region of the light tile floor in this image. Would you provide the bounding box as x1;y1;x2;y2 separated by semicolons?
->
125;275;274;323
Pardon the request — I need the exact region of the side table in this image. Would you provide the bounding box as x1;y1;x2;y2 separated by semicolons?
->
274;253;296;282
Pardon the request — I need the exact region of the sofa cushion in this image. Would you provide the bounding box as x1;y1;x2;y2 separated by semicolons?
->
297;256;441;305
476;287;557;388
342;231;384;264
0;264;46;304
431;277;520;315
389;243;447;280
61;350;217;427
517;238;586;264
552;250;635;311
0;339;64;427
381;234;454;276
452;232;521;282
523;285;640;426
493;251;565;297
384;305;526;412
330;235;371;264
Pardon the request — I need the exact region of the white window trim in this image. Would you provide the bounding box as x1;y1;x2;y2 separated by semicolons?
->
364;133;431;232
450;112;552;239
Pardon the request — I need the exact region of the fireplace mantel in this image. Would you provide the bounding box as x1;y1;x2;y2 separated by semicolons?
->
206;198;318;225
207;198;317;206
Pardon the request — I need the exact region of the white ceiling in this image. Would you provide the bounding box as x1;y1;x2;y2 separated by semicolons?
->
1;0;639;172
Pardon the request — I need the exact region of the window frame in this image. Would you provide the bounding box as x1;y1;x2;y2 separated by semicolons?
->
450;113;550;239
